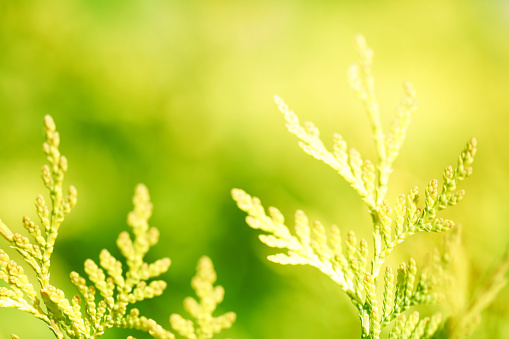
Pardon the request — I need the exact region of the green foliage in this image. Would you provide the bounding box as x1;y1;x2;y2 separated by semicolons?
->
232;35;509;339
0;116;235;338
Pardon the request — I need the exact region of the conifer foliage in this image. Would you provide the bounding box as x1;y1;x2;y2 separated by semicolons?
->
0;116;235;338
232;35;508;338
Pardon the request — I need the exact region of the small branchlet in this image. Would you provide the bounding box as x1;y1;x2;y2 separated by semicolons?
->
169;257;236;339
0;116;77;338
232;188;372;308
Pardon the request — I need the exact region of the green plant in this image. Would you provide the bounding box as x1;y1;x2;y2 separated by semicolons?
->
232;35;509;338
0;116;236;339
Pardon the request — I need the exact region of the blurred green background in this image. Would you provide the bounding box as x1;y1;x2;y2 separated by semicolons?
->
1;0;509;338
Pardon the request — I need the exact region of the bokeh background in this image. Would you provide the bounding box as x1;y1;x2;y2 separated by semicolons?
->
1;0;509;338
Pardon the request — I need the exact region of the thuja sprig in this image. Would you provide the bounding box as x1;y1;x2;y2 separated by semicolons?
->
69;183;175;338
0;116;235;339
170;257;236;339
0;115;78;338
232;35;484;338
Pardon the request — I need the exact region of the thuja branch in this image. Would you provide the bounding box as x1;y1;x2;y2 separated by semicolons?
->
232;35;480;339
0;116;235;339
